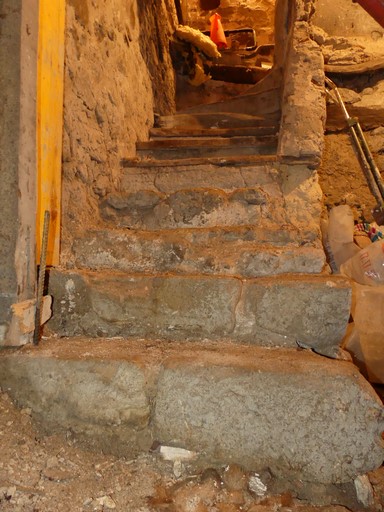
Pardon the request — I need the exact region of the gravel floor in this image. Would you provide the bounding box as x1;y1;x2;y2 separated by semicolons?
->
0;389;383;511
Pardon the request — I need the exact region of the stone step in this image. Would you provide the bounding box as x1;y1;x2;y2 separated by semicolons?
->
48;269;351;358
154;111;280;130
135;136;277;160
121;154;278;168
0;338;382;485
149;125;279;139
100;186;288;230
70;228;325;277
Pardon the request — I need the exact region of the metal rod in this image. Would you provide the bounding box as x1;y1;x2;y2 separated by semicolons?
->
354;122;384;200
33;210;50;346
325;77;384;206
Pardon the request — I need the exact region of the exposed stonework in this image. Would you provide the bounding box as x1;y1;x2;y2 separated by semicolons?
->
48;269;351;357
278;21;326;163
0;338;382;485
61;0;177;263
70;228;325;277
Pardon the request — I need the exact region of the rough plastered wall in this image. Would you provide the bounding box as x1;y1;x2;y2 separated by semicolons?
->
61;0;177;261
182;0;276;45
313;0;383;37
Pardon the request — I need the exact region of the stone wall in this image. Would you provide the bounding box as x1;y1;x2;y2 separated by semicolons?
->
181;0;276;45
61;0;177;260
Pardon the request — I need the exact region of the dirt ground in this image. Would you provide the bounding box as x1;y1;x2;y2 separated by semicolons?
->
0;388;382;512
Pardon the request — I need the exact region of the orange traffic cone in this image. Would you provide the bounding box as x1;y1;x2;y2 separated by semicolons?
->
209;13;228;49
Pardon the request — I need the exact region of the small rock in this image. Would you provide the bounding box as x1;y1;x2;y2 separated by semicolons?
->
96;495;116;509
20;407;32;416
46;456;59;469
159;445;197;461
338;88;361;105
200;468;222;488
222;464;247;491
6;486;17;499
354;474;374;507
173;459;184;479
248;474;267;497
311;25;328;45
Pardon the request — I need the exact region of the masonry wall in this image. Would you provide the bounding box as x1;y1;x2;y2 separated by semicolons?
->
181;0;276;45
61;0;178;261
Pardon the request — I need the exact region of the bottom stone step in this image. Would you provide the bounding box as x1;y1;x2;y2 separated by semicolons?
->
48;269;351;357
0;338;382;485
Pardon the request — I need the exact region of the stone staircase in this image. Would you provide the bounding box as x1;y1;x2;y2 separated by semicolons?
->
0;7;383;495
21;106;381;489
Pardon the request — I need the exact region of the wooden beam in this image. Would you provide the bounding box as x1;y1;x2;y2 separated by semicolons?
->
37;0;65;265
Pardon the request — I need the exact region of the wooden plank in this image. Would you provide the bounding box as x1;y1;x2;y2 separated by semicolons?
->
149;126;279;138
137;135;277;150
121;154;278;168
37;0;65;265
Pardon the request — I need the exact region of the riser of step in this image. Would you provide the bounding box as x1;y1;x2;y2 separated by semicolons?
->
120;162;280;194
155;112;280;130
48;269;351;358
1;338;382;485
135;135;278;162
136;142;277;161
100;187;288;231
149;126;279;138
71;228;325;277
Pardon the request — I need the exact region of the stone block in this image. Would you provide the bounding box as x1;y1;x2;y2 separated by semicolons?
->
100;187;284;230
121;163;280;194
154;344;384;484
48;270;350;356
48;269;241;339
0;339;382;485
235;275;351;357
0;340;152;456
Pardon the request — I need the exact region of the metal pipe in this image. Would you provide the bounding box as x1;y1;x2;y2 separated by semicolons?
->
325;77;384;206
33;210;50;346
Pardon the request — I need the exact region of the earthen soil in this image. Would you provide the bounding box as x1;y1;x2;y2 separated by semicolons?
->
0;389;383;512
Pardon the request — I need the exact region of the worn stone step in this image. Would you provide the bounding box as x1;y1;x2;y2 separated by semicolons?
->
70;228;325;277
121;154;278;168
48;269;351;358
0;338;382;485
100;186;288;230
149;126;279;139
135;137;277;160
